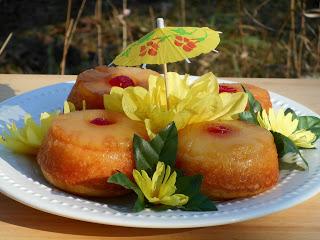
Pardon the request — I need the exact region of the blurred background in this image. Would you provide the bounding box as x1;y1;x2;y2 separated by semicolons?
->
0;0;319;78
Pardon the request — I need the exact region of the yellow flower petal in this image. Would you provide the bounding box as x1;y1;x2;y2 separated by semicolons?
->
257;107;316;148
133;169;152;201
159;194;189;206
166;72;189;107
122;87;150;121
0;136;38;155
63;101;76;114
189;72;218;96
0;111;59;155
159;170;177;199
132;162;188;207
257;109;271;130
144;110;176;138
215;92;248;120
151;162;165;195
104;72;247;138
289;129;316;148
268;108;278;132
148;75;167;111
103;87;125;113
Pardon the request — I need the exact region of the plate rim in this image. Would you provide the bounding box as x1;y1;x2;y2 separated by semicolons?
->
0;79;319;228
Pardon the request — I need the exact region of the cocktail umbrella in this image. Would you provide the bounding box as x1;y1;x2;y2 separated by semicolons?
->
112;18;221;107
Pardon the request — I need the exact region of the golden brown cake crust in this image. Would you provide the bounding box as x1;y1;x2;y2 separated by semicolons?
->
37;110;148;197
177;120;279;200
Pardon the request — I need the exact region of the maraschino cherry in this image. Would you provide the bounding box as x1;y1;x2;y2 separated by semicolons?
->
109;75;135;88
90;118;113;126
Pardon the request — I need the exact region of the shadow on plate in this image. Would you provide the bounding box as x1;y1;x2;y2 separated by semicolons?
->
0;84;16;102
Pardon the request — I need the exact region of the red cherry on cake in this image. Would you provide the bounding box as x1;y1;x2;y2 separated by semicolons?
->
90;117;113;126
109;75;135;88
219;85;237;93
207;124;233;136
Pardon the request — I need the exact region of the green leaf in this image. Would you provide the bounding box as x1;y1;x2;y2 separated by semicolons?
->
133;135;158;174
282;109;320;140
242;85;262;113
183;194;217;211
133;122;178;174
108;173;145;212
176;175;217;211
284;108;298;120
239;111;256;124
150;122;178;168
239;85;262;125
176;175;202;196
297;116;320;140
271;131;308;171
281;108;320;141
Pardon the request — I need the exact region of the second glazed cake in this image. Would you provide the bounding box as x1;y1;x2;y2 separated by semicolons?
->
177;120;279;200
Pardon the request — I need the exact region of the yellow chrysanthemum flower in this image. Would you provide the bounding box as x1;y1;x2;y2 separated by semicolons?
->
104;72;248;138
133;162;189;207
257;108;316;148
0;112;59;155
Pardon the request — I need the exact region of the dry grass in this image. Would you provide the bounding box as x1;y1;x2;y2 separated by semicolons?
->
0;33;13;56
95;0;103;65
60;0;87;74
1;1;319;78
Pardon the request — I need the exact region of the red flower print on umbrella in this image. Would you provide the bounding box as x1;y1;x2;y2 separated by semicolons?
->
139;40;159;56
174;36;197;52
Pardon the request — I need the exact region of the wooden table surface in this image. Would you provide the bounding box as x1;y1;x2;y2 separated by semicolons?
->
0;74;319;240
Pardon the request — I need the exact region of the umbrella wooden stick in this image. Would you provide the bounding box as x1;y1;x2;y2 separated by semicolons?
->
157;18;170;110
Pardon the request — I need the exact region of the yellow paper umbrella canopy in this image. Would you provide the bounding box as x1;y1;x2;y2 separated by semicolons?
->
113;27;220;66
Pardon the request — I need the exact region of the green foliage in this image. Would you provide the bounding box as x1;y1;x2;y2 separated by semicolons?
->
133;122;177;175
284;108;298;120
284;108;320;141
297;116;320;141
176;175;217;211
133;122;216;211
272;132;307;171
108;173;145;212
239;85;262;124
109;122;217;212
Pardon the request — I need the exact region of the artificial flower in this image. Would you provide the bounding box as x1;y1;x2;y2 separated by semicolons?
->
257;108;316;148
63;101;76;114
133;161;189;207
0;111;59;155
104;72;248;138
63;100;86;114
290;129;317;148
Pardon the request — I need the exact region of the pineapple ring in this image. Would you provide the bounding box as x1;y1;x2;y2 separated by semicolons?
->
37;110;148;197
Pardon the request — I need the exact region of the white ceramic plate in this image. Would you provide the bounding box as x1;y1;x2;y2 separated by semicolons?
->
0;80;319;229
